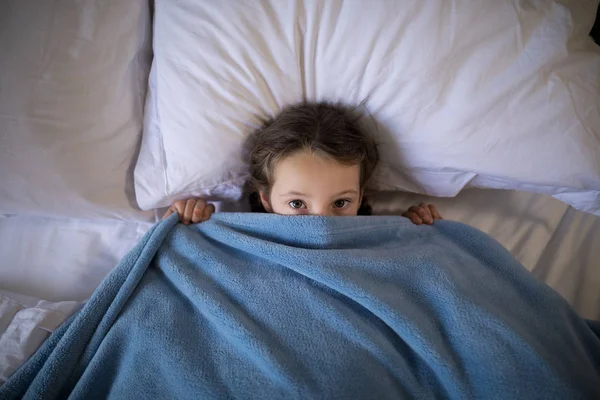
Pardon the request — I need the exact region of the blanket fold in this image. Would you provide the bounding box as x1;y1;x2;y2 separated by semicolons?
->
2;213;599;399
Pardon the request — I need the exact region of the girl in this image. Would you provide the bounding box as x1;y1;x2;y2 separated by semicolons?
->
163;102;442;224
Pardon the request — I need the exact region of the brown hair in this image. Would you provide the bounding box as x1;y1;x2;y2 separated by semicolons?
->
248;101;379;215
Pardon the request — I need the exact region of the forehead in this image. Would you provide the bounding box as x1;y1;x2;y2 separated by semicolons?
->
271;151;360;195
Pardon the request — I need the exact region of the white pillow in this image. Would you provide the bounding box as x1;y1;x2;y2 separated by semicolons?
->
0;0;155;221
135;0;600;215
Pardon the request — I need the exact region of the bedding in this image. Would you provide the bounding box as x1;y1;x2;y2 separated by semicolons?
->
0;215;153;302
0;0;154;221
1;190;598;318
0;291;81;385
371;189;600;320
2;213;599;398
135;0;600;215
0;216;150;388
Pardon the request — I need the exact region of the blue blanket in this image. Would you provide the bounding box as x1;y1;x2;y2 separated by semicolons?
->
2;213;599;399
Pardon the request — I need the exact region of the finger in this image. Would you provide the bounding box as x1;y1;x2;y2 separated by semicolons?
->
409;205;432;224
403;211;423;225
201;203;215;222
182;199;197;224
191;199;206;223
162;207;175;220
418;203;434;224
428;204;443;220
173;201;187;221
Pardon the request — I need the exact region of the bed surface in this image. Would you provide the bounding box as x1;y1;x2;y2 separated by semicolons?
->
0;216;152;302
370;189;600;320
0;189;598;319
0;188;598;385
4;212;599;398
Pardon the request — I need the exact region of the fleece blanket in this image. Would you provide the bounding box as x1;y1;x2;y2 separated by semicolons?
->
1;213;599;399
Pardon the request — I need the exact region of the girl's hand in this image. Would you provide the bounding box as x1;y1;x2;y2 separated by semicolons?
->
402;203;443;225
162;198;215;225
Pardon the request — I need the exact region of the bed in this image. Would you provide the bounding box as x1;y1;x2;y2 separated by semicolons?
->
1;0;599;394
2;189;599;386
1;190;599;318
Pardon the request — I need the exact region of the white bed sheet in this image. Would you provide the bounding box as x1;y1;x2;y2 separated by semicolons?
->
0;290;81;384
0;216;153;302
0;189;598;319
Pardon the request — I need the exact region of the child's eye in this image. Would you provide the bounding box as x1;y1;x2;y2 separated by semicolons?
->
333;199;350;208
289;200;306;209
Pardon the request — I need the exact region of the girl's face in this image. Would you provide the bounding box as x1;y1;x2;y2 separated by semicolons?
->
260;150;363;216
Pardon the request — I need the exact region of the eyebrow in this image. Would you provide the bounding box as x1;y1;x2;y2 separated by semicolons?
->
279;190;359;197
